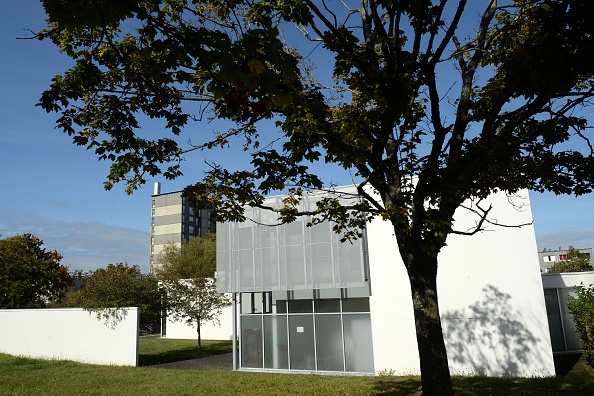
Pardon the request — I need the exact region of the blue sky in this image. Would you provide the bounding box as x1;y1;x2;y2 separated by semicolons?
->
1;1;594;273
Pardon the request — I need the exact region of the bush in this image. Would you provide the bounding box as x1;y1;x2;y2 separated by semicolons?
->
567;283;594;366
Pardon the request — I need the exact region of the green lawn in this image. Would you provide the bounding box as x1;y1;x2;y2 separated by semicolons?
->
138;337;232;366
0;338;593;395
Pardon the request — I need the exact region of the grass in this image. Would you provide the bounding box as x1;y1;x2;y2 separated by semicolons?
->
1;338;593;395
138;337;232;366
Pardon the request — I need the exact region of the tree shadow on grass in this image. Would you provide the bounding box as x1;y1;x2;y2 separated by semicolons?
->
138;340;233;366
373;376;422;396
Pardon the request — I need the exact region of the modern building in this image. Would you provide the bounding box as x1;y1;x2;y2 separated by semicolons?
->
538;247;593;273
150;182;216;273
214;186;556;376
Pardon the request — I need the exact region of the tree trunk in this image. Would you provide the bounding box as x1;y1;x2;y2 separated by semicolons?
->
197;318;202;349
407;255;454;396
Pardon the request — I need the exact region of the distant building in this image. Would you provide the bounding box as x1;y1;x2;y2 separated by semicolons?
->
149;182;215;273
538;247;593;273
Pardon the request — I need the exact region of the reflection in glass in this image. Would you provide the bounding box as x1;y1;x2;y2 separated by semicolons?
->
315;315;344;371
289;315;315;370
264;316;289;369
343;314;374;373
241;315;263;368
543;289;565;352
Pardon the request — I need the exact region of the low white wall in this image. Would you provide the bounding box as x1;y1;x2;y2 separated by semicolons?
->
0;307;138;366
542;271;594;289
368;190;556;377
164;303;234;341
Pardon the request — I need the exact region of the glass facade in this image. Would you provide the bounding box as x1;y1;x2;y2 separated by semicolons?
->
217;187;369;293
543;288;584;352
239;288;374;373
219;187;374;373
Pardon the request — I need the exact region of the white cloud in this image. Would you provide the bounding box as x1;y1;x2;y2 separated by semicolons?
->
536;228;594;252
0;208;150;273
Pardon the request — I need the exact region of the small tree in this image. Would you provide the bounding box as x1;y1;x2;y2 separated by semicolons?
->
567;283;594;366
78;263;163;331
549;248;593;273
156;236;230;348
0;234;73;308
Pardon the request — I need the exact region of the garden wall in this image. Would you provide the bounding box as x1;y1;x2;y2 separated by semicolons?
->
0;307;138;366
163;303;234;341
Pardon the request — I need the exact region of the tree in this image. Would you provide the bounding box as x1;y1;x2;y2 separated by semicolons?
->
567;283;594;366
0;233;73;309
156;236;230;349
36;1;594;393
77;263;163;332
548;247;593;273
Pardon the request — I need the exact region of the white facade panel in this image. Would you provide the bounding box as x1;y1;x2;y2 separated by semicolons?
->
0;308;138;366
368;189;555;377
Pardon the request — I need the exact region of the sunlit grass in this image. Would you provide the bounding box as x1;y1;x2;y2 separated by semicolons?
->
1;340;593;395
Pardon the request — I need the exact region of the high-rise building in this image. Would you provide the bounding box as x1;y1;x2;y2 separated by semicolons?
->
149;182;215;273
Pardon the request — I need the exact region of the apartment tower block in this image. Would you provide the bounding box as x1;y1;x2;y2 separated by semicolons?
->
150;182;215;272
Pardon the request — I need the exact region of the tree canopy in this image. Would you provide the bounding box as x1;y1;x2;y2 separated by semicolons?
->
157;234;216;279
155;236;230;349
37;1;594;393
74;262;163;331
0;233;73;309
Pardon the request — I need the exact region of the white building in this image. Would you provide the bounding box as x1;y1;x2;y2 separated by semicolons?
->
214;186;555;376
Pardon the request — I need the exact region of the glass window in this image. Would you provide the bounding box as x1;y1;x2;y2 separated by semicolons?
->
241;293;253;314
264;316;288;369
288;315;315;370
343;314;374;372
241;315;263;368
314;299;340;313
559;288;583;351
288;300;313;313
315;315;344;371
342;298;370;313
543;289;565;352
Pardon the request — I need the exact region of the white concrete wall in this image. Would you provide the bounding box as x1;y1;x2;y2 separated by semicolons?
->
368;190;555;377
164;303;234;341
0;308;138;366
541;271;594;289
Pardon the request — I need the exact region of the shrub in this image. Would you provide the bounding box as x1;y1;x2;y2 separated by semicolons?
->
567;283;594;366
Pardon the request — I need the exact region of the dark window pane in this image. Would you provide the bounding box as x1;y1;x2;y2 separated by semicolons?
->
342;298;370;313
314;299;340;313
288;300;313;313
